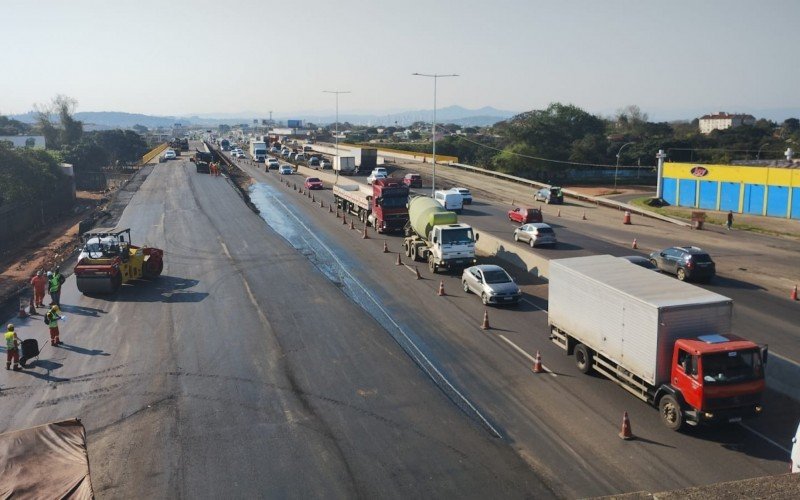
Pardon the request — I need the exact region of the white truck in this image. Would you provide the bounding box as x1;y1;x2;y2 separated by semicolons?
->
249;140;267;162
403;195;477;274
333;156;357;175
548;255;766;430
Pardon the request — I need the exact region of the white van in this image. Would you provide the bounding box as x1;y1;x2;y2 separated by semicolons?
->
434;190;463;212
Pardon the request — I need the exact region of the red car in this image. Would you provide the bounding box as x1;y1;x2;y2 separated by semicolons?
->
304;177;324;190
507;207;543;224
402;173;422;188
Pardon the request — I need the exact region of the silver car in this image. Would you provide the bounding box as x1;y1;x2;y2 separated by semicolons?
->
513;223;557;247
462;264;521;305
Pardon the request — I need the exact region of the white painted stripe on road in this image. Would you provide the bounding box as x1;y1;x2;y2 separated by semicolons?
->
255;184;503;438
521;298;548;312
740;423;791;455
498;334;556;377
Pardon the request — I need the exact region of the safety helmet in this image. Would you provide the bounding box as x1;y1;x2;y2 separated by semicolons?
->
36;270;43;276
47;271;53;277
7;324;13;331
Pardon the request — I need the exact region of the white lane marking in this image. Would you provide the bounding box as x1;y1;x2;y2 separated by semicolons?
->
522;298;548;312
254;186;502;437
498;334;556;377
740;423;791;455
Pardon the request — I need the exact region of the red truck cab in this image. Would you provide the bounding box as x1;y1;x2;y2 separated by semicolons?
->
663;334;765;429
372;179;409;233
508;207;543;224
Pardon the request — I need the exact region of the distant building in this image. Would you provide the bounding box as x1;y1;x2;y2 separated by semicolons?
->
171;123;187;137
0;135;46;148
698;112;755;134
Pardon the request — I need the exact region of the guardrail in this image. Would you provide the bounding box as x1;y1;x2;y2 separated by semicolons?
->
140;143;168;165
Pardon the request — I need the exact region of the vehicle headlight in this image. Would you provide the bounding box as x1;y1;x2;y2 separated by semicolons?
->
755;405;763;413
703;412;714;419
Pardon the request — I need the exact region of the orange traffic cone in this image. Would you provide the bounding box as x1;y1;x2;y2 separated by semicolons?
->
582;211;587;220
382;241;389;253
557;209;561;217
396;253;402;266
619;411;633;440
792;285;798;301
437;280;445;296
623;211;632;225
349;220;355;230
18;297;28;318
414;267;421;280
311;194;315;202
319;200;323;208
632;238;638;249
532;351;543;373
342;214;347;225
480;310;490;330
362;226;369;239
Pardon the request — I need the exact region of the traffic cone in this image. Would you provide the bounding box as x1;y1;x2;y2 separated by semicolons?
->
349;220;355;230
582;211;587;220
362;226;369;239
619;411;633;440
632;238;638;249
480;310;490;330
329;205;333;213
414;267;421;280
792;285;798;301
396;253;402;266
335;209;340;218
437;280;445;296
623;211;632;225
532;351;543;373
342;214;347;225
383;241;389;253
319;200;323;208
18;297;28;318
557;209;561;217
293;183;297;191
312;194;315;202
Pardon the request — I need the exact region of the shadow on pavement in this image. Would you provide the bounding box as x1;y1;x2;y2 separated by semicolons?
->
59;304;106;317
111;275;208;303
707;275;766;292
20;360;70;383
59;343;110;357
684;423;788;462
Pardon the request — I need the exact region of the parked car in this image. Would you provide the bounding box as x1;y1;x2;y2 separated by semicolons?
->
279;165;293;175
534;186;564;204
304;177;323;190
367;171;388;185
450;187;472;204
308;156;320;168
267;158;279;169
507;207;543;224
462;264;521;306
619;255;658;270
403;173;422;188
649;246;716;282
513;223;557;247
163;149;176;160
320;159;332;170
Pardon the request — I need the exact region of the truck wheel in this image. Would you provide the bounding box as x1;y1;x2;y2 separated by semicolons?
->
659;395;684;431
677;268;686;281
410;244;418;262
574;344;593;374
404;241;411;257
428;255;437;274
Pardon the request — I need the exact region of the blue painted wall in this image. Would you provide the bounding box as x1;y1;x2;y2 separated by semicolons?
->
663;178;677;205
743;184;765;214
698;181;718;210
719;182;740;211
766;186;789;217
678;179;696;207
792;188;800;220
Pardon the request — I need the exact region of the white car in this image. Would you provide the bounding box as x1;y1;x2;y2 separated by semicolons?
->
279;165;293;175
513;223;557;247
367;172;388;185
450;187;472;204
163;149;176;160
461;264;521;306
267;158;279;169
371;167;388;177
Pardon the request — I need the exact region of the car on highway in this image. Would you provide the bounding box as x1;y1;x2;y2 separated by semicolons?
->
403;173;422;188
450;187;472;205
281;149;291;158
267;158;279;169
513;223;557;247
270;146;280;154
163;149;176;160
367;171;388;185
308;156;320;168
619;255;658;270
534;186;564;204
371;167;388;177
295;153;306;162
288;152;298;161
507;207;543;224
279;165;293;175
320;159;332;170
462;264;521;306
304;177;323;190
649;246;716;282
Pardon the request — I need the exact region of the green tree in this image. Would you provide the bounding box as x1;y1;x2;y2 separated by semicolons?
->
132;124;148;134
0;142;68;205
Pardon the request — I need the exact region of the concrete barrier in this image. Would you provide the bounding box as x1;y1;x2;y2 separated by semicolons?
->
141;143;168;165
765;352;800;399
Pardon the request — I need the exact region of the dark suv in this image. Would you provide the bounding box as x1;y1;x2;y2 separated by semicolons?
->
649;246;715;282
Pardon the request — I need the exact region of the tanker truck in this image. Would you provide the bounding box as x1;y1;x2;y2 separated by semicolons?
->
403;195;477;274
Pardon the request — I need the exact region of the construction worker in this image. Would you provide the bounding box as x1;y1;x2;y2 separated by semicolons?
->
46;305;63;346
5;324;21;371
49;267;65;307
31;270;47;308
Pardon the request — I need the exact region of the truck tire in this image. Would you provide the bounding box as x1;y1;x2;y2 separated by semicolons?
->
403;241;411;257
574;344;593;374
410;244;418;262
428;255;438;274
659;395;684;431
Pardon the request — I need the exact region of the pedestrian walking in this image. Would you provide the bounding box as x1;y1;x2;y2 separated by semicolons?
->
5;324;21;371
31;270;47;308
48;267;65;306
726;210;734;230
46;305;64;346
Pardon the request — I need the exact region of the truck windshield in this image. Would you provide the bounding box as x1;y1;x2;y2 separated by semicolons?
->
441;228;474;245
702;349;762;385
380;196;407;208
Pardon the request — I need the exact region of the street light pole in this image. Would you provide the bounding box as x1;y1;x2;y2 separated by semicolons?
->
412;72;458;195
614;142;635;193
757;143;769;160
323;90;350;183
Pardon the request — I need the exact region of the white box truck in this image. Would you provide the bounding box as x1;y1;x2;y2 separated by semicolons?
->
249;140;267;162
333;156;356;175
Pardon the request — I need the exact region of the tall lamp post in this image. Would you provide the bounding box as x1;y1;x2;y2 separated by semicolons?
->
412;72;458;195
614;142;635;193
757;143;769;161
323;90;350;183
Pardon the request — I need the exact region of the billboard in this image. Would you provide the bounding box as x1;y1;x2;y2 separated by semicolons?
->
287;119;303;128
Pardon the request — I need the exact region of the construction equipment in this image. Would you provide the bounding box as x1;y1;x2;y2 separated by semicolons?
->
74;227;163;294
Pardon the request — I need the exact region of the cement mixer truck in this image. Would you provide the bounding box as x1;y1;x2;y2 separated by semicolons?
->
403;195;478;274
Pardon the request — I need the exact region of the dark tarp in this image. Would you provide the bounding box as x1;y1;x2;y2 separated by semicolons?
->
0;419;94;499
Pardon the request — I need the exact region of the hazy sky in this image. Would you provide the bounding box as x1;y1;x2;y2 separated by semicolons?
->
2;0;799;120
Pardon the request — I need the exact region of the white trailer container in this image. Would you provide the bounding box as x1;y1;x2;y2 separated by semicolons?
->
549;255;733;387
333;156;356;174
249;140;267;162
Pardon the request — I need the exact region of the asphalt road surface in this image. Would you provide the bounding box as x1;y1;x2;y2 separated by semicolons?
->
227;152;797;497
0;157;551;498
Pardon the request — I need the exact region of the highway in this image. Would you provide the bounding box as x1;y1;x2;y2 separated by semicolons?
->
225;149;798;497
0;154;549;498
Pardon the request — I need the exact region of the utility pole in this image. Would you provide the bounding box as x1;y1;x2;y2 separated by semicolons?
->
323;90;350;184
412;73;459;195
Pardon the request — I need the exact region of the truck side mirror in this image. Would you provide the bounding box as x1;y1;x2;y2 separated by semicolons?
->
760;345;769;365
475;233;480;241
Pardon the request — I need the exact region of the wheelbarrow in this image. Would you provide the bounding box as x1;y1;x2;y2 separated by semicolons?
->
19;338;41;368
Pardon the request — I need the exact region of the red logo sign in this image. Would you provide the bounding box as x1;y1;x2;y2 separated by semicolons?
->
691;166;709;177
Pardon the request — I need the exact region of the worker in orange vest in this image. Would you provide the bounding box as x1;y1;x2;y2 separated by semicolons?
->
30;270;47;308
